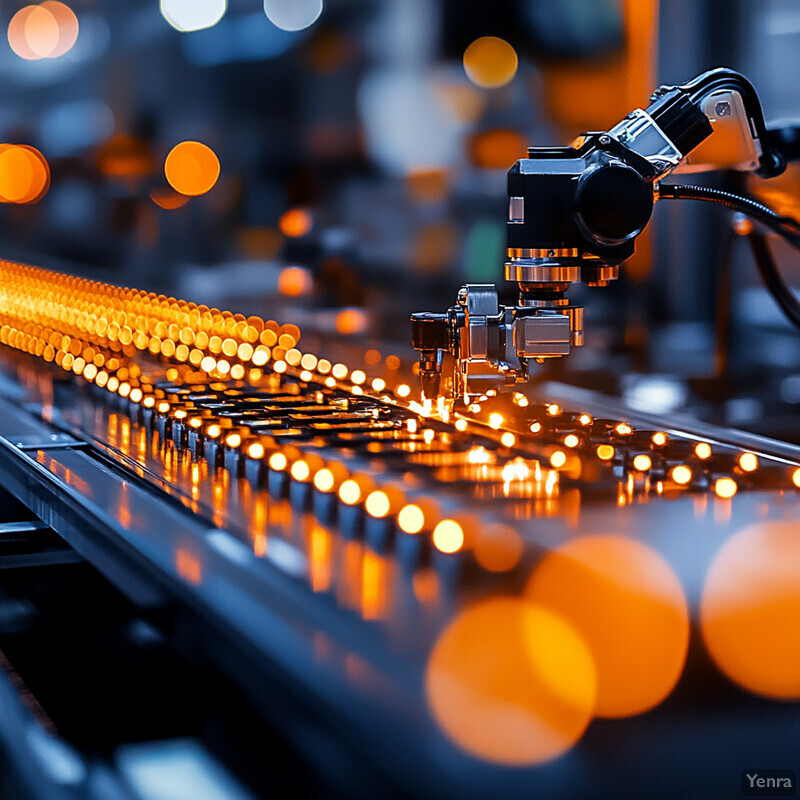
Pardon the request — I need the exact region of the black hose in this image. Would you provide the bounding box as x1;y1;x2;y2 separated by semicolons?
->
658;183;800;330
657;183;800;246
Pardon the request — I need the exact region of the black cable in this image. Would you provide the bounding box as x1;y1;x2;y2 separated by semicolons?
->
658;182;800;329
657;183;800;246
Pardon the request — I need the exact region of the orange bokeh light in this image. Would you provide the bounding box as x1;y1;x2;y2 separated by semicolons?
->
0;145;50;204
278;266;313;297
425;598;596;765
8;2;77;60
165;140;220;197
526;534;689;718
701;521;800;700
335;308;367;335
462;36;518;89
432;520;464;554
279;208;312;238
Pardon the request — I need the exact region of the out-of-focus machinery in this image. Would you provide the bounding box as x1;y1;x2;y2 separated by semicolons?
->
412;68;800;401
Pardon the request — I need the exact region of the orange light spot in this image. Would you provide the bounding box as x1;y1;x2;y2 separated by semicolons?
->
714;477;737;499
579;414;592;426
224;432;242;448
252;345;270;366
269;452;287;471
596;444;615;461
501;432;516;447
615;422;632;435
365;490;391;519
278;266;313;297
526;534;689;718
335;308;367;335
632;454;652;472
290;460;310;481
338;479;361;505
488;413;503;429
695;442;712;459
462;36;518;89
300;353;317;370
702;521;800;699
550;450;567;469
398;504;425;534
313;468;335;492
652;431;668;446
738;452;758;472
433;520;463;554
564;434;580;448
165;141;220;197
670;465;693;485
247;442;265;460
396;384;411;398
0;145;50;204
425;598;595;765
205;424;221;439
793;467;800;489
278;208;312;238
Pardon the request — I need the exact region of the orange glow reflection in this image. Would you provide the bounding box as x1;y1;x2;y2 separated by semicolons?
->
526;534;689;718
701;521;800;699
175;548;202;585
425;598;595;765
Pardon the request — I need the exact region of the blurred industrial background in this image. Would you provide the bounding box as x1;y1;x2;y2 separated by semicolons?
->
0;0;798;437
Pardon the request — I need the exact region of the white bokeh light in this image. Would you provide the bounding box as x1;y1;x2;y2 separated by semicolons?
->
263;0;323;32
161;0;226;33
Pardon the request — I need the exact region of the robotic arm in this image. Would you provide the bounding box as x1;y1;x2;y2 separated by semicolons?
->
411;68;796;402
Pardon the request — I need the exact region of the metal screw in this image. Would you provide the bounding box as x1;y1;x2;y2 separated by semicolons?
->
599;134;611;145
715;101;730;117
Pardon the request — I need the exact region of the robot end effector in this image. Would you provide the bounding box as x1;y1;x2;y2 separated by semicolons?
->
411;68;792;401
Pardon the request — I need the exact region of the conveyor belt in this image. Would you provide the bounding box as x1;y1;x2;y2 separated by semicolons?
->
0;261;799;800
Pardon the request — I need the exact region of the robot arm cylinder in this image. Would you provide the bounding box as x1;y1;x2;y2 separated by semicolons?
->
411;68;792;402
